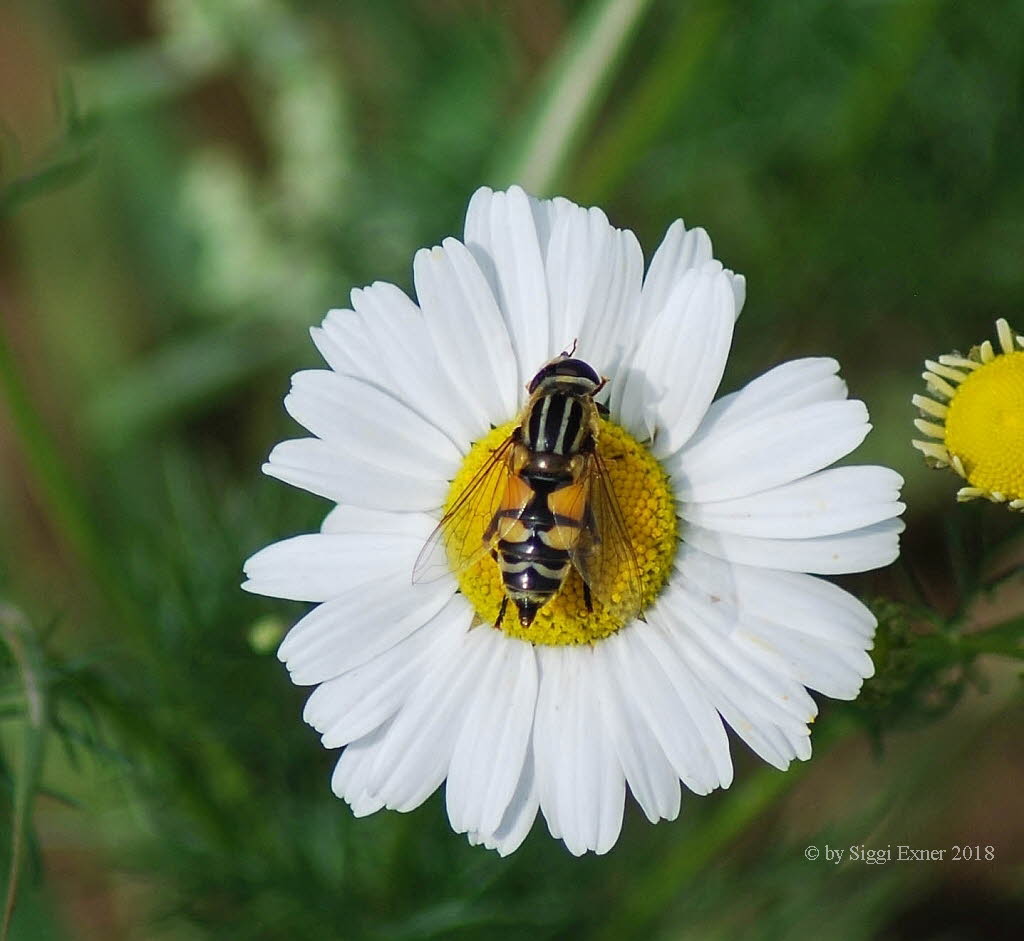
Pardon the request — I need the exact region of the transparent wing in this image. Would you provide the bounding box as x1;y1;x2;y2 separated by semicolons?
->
558;450;644;622
412;434;529;583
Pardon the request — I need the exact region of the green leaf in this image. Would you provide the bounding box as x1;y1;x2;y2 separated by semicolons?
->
0;83;97;219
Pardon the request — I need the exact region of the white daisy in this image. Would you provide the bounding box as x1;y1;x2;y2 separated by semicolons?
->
243;185;905;857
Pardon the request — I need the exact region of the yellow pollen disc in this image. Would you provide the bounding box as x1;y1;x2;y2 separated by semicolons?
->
445;418;678;646
943;349;1024;500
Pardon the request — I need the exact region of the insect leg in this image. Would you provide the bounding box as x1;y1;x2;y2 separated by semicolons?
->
583;581;593;613
495;595;509;629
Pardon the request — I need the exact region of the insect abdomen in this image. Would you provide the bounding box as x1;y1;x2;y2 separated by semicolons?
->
495;483;586;627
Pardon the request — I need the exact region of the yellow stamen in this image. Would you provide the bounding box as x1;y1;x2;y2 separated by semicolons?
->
444;418;677;646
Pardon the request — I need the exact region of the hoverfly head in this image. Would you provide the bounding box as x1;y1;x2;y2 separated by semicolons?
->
527;355;602;395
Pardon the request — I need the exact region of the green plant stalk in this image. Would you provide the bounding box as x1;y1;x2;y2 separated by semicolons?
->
0;605;49;941
0;322;141;631
599;766;807;941
598;715;854;941
489;0;656;195
916;615;1024;661
575;0;728;204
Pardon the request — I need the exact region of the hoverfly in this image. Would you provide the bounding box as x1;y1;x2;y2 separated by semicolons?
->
414;353;643;630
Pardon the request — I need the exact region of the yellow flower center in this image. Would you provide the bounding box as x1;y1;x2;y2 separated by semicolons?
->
445;418;678;646
944;350;1024;500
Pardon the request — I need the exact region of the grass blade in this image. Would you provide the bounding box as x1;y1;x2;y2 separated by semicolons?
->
0;605;49;941
489;0;656;195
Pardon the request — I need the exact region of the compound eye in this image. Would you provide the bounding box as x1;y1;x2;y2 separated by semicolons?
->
560;359;600;385
527;362;560;393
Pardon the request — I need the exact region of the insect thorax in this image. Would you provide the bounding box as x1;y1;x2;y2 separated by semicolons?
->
520;387;597;458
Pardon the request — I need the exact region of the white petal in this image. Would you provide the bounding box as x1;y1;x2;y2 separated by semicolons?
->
638;219;745;328
681;466;906;538
467;744;540;856
544;204;610;360
671;399;871;504
531;647;564;842
413;239;518;428
365;616;491;813
592;639;681;823
277;573;455;685
737;614;872;700
533;647;625;856
684;357;847;447
529;195;577;255
730;273;746;316
465;186;550;388
577;229;645;384
350;282;482;445
446;631;538;836
304;595;469;747
608;623;732;796
682;517;905;575
662;579;819;723
675;543;877;645
330;724;389;817
264;438;447;511
284;371;462;478
310;309;375;378
545;206;644;377
674;546;877;699
319;505;435;537
654;582;814;769
638;220;714;328
242;519;432;601
618;264;736;452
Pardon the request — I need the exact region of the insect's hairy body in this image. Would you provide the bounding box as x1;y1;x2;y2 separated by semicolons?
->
412;352;642;632
491;368;600;628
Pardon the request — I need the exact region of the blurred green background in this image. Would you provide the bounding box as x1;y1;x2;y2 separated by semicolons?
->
1;0;1022;938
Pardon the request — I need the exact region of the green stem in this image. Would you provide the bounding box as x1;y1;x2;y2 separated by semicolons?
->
0;320;142;630
0;324;100;567
0;605;49;941
915;615;1024;662
575;0;728;204
489;0;656;195
959;616;1024;658
599;717;852;941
